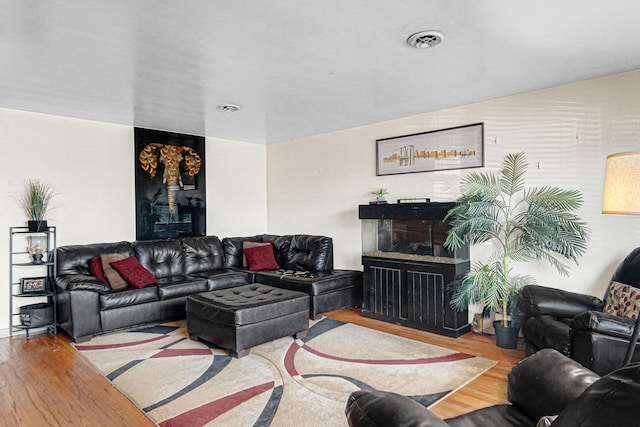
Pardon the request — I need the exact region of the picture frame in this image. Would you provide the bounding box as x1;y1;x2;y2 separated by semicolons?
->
20;276;48;294
376;122;484;176
134;127;206;241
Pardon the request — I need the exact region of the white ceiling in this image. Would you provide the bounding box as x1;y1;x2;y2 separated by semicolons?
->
2;1;640;144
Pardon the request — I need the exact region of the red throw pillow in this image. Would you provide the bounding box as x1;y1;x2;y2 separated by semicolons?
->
110;256;157;289
244;241;280;271
242;241;272;267
90;256;107;282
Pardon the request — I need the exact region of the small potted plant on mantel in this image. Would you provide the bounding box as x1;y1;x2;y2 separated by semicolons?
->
443;152;590;348
372;188;389;204
19;178;56;232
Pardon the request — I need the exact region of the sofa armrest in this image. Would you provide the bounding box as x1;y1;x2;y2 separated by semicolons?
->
507;349;600;420
520;285;604;320
570;310;635;339
345;390;450;427
56;274;110;293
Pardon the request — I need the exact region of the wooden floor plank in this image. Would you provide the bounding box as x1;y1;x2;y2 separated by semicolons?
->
0;309;525;425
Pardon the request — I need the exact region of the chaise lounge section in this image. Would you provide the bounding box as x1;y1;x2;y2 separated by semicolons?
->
222;234;363;319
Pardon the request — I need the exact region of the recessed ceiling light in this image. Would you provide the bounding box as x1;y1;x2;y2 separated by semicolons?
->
407;30;444;49
217;103;241;112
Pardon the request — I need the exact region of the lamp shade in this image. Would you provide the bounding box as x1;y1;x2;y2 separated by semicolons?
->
602;151;640;215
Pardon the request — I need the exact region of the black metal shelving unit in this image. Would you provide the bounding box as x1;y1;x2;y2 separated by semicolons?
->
9;226;57;338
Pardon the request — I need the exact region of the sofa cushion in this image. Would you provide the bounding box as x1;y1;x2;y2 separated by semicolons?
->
89;256;107;282
110;256;157;288
206;271;250;290
100;287;159;310
156;276;208;300
181;236;225;275
244;242;280;271
101;253;129;289
284;235;333;272
133;239;185;279
253;269;362;296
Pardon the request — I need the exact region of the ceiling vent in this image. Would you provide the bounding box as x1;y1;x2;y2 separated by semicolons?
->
406;30;444;49
217;103;241;112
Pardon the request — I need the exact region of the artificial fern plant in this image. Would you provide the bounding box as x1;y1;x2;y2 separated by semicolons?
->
443;152;590;327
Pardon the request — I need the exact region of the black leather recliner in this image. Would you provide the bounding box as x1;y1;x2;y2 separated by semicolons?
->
521;247;640;375
345;348;640;427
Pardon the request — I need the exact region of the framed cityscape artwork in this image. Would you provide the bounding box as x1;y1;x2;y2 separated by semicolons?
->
134;127;206;240
376;123;484;176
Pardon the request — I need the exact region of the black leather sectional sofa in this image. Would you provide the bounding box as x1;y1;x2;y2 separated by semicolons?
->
55;234;362;342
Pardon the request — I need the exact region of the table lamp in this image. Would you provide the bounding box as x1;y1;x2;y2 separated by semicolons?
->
602;151;640;365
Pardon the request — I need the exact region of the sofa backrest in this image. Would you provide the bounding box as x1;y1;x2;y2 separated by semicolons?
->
57;233;336;279
57;241;133;276
181;235;225;275
610;247;640;292
221;234;281;269
285;235;333;272
133;238;185;279
221;234;333;272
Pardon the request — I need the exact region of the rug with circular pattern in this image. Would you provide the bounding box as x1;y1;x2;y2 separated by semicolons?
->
74;317;496;426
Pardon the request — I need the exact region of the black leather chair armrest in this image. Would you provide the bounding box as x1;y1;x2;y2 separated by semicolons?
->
507;349;600;421
570;310;636;339
56;274;110;293
345;390;450;427
520;285;604;320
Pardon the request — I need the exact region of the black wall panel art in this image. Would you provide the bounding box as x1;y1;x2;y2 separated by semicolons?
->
135;127;206;240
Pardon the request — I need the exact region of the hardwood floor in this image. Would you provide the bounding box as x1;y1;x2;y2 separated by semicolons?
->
0;309;525;426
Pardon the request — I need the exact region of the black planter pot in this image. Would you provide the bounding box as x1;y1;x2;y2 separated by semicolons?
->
493;320;519;349
27;220;48;232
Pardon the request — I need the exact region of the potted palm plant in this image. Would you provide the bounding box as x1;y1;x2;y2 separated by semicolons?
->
443;152;590;348
19;179;56;232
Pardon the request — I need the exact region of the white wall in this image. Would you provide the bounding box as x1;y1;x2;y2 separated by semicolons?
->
0;109;267;332
2;69;640;333
267;70;640;299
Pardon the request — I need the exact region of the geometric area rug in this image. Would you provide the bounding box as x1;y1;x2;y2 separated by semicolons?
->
74;318;496;427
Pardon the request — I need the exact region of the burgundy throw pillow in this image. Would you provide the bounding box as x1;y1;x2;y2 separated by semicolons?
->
242;241;272;267
101;253;129;289
90;256;107;283
244;242;280;271
110;256;157;289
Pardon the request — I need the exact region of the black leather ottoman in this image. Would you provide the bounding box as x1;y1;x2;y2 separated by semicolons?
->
186;283;310;357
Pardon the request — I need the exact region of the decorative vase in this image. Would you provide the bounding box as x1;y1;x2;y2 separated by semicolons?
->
28;220;48;232
493;320;519;349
